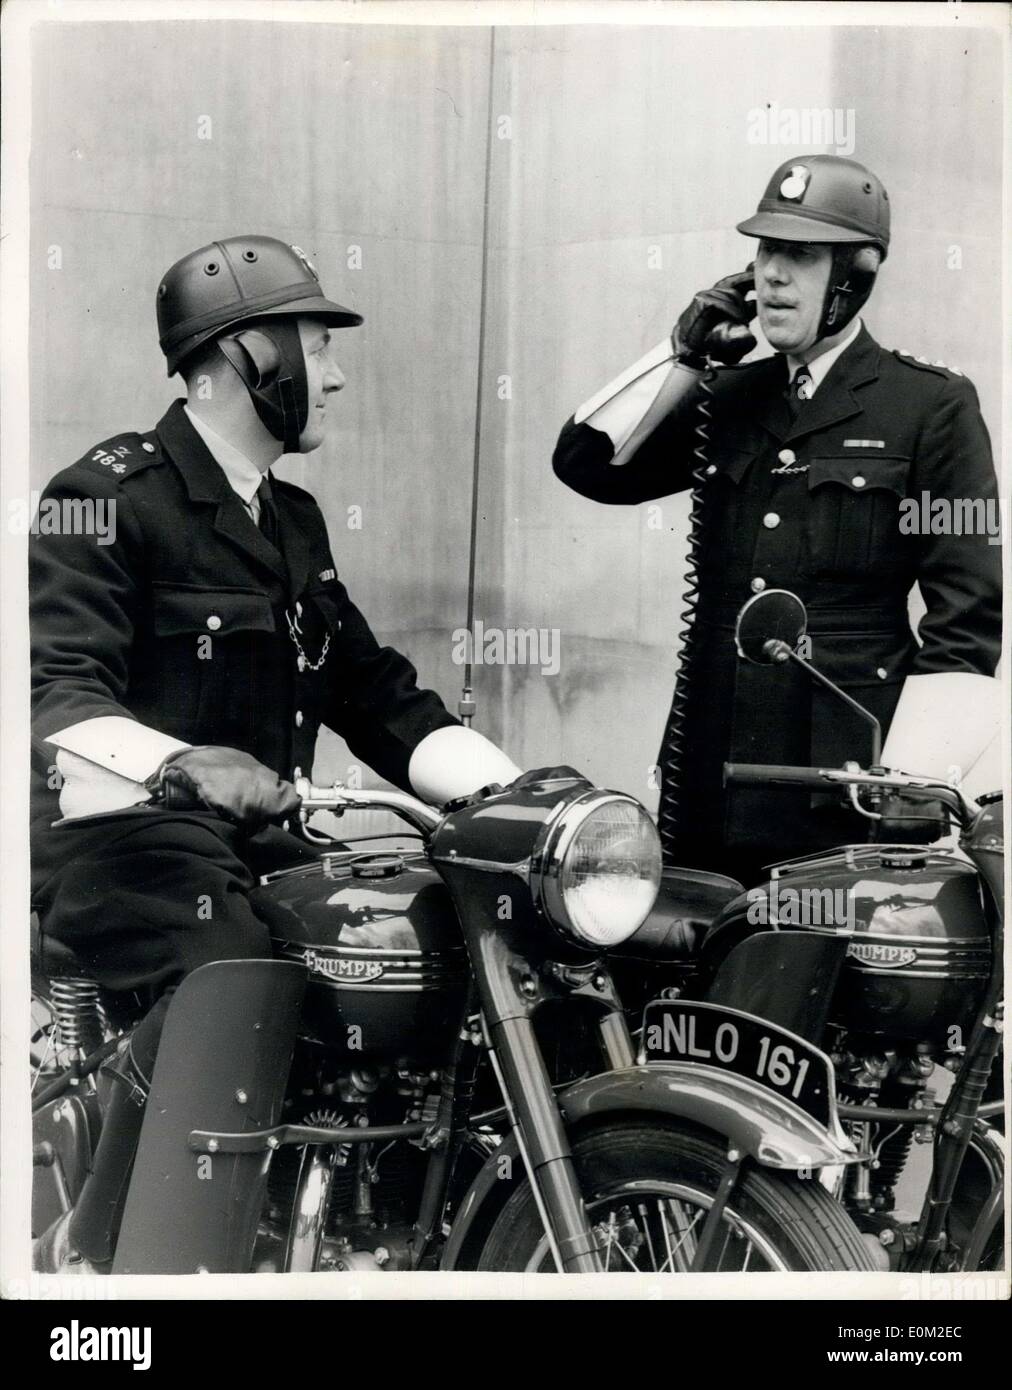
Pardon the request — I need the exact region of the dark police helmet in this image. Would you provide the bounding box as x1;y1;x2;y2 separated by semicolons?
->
737;155;890;259
156;235;363;376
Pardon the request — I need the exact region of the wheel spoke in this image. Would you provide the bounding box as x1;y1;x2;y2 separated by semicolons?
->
667;1200;702;1271
637;1203;660;1272
597;1211;641;1272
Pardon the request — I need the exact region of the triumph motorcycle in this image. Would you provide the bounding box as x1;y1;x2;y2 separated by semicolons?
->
31;759;875;1274
613;589;1006;1273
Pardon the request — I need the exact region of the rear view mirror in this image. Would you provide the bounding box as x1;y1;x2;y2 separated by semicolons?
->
734;589;807;665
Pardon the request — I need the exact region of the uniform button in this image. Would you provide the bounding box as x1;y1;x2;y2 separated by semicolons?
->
852;475;866;489
142;442;155;453
206;614;221;631
705;464;717;476
293;766;302;779
750;577;766;593
777;448;796;466
282;819;290;832
876;667;888;680
295;710;304;728
763;512;781;529
295;601;303;618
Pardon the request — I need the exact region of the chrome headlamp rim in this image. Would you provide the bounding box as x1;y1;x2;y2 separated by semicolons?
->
529;789;661;949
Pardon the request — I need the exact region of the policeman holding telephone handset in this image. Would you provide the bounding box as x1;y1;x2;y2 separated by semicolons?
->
553;155;1001;883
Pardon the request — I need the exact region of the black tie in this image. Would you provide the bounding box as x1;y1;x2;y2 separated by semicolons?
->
257;474;280;548
788;366;814;415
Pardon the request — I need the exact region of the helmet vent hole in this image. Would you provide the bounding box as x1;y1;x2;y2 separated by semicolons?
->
242;249;258;263
157;284;167;299
204;261;219;276
863;181;873;193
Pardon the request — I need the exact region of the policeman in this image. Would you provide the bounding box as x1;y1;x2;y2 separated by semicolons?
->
553;156;1002;882
31;235;520;1270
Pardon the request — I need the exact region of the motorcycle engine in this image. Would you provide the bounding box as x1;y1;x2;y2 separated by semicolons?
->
256;1053;441;1272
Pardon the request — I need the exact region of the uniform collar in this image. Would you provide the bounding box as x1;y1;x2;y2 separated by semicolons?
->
748;323;882;445
786;316;862;396
183;404;269;507
156;401;287;582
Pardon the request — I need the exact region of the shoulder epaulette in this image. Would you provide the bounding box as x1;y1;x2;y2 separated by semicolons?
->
891;348;964;378
74;431;164;479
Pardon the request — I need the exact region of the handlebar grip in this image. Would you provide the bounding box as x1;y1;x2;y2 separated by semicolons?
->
723;762;833;790
159;779;204;811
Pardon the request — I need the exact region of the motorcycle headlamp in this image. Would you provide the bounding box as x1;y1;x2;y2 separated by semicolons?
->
531;793;662;949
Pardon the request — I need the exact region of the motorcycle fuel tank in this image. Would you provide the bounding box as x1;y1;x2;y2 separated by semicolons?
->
252;850;467;1062
703;847;992;1044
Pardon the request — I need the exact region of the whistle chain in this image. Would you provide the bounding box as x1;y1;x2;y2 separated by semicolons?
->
286;609;331;674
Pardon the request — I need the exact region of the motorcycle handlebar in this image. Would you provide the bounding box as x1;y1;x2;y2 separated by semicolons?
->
723;763;833;790
160;776;443;838
294;777;443;836
723;762;976;823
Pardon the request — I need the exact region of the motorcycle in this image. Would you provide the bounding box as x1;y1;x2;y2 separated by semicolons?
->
31;762;874;1274
622;588;1005;1273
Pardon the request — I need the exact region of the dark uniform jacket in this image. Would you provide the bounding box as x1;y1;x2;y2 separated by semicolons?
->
30;400;457;880
553;325;1002;869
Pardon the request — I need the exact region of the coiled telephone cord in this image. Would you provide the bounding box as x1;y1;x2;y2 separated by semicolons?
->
656;364;717;865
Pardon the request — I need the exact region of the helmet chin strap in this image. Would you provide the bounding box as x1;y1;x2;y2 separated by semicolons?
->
216;320;308;454
816;245;882;344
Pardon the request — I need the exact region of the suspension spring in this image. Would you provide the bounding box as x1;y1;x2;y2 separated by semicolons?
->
49;977;106;1055
871;1127;915;1208
657;365;717;863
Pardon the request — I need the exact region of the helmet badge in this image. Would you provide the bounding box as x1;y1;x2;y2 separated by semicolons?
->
290;244;319;280
779;165;810;201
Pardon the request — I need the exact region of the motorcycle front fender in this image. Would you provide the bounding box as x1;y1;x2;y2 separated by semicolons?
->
441;1061;860;1270
557;1064;862;1170
113;959;306;1275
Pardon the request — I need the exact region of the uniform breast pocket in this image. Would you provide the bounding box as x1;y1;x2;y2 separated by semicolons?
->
804;456;911;579
150;585;276;737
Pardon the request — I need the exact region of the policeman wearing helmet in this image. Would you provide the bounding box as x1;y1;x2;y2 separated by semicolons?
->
31;236;520;1271
553;155;1001;882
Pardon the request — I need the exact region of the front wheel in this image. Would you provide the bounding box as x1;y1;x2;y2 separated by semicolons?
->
476;1121;876;1273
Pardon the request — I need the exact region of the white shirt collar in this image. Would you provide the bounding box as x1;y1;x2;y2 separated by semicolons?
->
184;405;268;506
787;317;862;396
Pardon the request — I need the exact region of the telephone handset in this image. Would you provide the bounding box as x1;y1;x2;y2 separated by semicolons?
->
727;261;758;321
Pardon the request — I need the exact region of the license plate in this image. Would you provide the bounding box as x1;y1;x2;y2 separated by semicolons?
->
642;999;835;1127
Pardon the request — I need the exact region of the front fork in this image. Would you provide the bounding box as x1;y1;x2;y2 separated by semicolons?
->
482;960;641;1273
484;962;755;1274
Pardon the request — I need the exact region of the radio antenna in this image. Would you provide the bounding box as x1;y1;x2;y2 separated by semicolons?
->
459;25;497;727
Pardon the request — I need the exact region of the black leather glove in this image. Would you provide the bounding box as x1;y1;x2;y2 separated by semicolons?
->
876;791;949;845
672;268;757;368
150;746;301;829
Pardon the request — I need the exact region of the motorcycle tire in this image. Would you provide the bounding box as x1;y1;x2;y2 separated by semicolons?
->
476;1120;877;1273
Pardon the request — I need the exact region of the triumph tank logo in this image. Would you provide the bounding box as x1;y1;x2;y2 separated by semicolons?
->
847;941;917;969
301;949;384;982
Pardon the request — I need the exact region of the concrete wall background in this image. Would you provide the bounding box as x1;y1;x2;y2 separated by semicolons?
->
30;19;1004;801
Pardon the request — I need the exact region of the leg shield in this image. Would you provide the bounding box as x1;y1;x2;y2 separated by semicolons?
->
113;959;306;1274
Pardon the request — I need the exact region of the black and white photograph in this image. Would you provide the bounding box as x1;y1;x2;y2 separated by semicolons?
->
1;0;1008;1334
